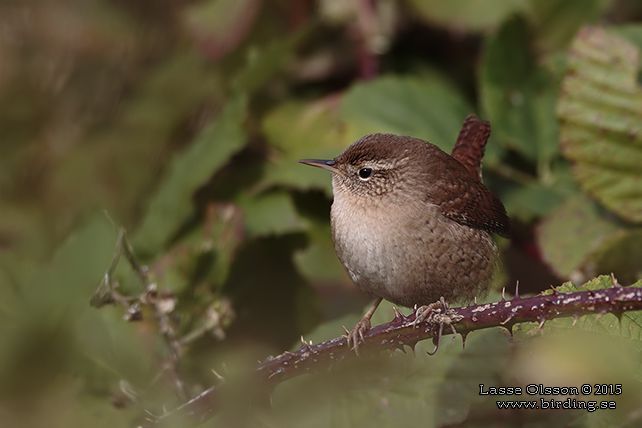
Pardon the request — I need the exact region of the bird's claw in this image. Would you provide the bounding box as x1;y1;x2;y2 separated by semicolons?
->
412;297;462;355
345;317;371;354
412;297;449;327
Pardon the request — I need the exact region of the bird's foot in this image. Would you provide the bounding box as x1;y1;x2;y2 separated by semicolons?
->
344;317;371;355
343;298;382;355
412;297;463;355
412;297;450;326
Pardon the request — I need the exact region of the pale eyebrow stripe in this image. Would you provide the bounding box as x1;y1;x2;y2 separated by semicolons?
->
363;157;410;169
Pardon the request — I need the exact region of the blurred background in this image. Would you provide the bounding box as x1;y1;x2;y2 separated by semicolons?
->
1;0;642;427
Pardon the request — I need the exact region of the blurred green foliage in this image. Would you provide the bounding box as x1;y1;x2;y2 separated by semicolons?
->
1;0;642;427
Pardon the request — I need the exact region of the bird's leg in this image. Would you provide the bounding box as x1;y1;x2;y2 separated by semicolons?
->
345;297;383;353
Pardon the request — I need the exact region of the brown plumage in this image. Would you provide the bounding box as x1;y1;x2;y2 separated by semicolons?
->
333;132;510;237
299;115;509;348
451;114;491;180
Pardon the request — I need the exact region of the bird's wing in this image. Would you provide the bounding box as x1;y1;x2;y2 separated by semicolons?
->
425;153;510;237
436;179;510;237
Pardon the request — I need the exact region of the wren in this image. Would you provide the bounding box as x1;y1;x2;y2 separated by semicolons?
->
300;115;510;349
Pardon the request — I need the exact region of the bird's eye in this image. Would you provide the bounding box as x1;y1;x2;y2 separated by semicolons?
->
358;167;373;180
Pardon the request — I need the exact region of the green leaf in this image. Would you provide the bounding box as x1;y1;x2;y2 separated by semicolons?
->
262;98;348;195
135;95;248;255
590;229;642;285
406;0;527;32
42;217;154;382
538;194;642;282
0;266;18;319
233;30;307;94
558;26;642;223
293;220;347;284
289;191;347;284
341;74;474;153
501;180;568;222
538;195;618;279
26;215;118;311
480;15;559;172
615;25;642;51
525;0;612;52
238;191;306;237
0;215;153;398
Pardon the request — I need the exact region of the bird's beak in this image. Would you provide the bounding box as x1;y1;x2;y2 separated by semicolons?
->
298;159;338;173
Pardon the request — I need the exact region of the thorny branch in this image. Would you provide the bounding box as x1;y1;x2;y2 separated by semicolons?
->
142;276;642;427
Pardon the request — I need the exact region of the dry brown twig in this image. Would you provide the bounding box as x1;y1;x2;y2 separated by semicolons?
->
91;227;234;404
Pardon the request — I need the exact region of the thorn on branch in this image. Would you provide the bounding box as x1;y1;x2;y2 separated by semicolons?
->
460;332;468;349
392;306;404;323
612;311;623;326
611;273;621;288
211;369;225;383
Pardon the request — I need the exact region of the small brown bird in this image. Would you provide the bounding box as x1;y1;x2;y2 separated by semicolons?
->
300;115;509;348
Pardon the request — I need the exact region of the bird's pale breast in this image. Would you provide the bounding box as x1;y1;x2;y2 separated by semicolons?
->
331;192;497;307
